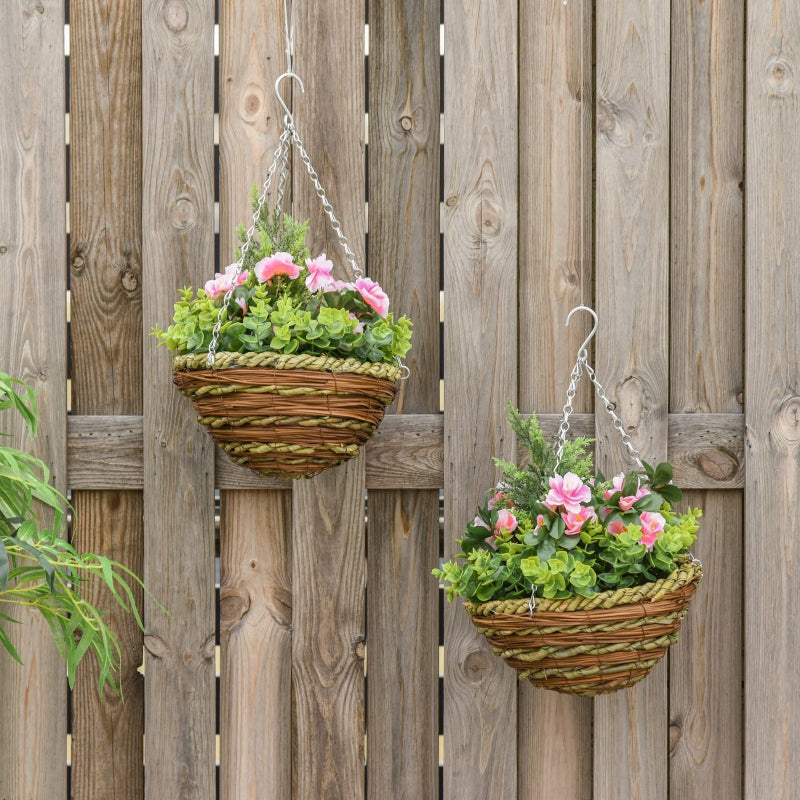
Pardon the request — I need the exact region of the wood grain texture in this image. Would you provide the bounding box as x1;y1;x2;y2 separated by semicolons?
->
669;4;744;798
141;2;217;798
744;2;800;797
0;3;68;798
518;3;594;796
219;490;292;800
366;0;440;796
594;3;671;798
68;2;145;796
291;459;367;799
217;4;292;798
443;0;519;796
291;2;367;797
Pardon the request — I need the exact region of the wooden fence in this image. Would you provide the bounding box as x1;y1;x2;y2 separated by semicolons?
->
0;0;797;798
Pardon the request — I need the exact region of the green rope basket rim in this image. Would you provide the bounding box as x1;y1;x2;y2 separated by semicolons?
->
465;559;703;617
173;350;403;382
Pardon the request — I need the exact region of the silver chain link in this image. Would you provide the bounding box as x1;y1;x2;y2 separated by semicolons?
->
555;346;644;471
206;82;365;366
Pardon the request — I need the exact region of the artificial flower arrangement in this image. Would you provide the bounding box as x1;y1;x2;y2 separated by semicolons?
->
434;405;703;695
153;191;412;366
153;191;413;479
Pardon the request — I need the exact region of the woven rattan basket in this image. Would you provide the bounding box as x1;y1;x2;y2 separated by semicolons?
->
464;559;702;696
173;350;401;479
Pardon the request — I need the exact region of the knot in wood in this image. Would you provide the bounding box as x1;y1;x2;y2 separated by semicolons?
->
399;114;413;132
171;197;198;230
71;255;85;273
764;56;794;96
697;448;737;482
164;0;189;33
219;588;251;633
0;245;6;254
462;646;495;684
241;83;264;120
773;395;800;447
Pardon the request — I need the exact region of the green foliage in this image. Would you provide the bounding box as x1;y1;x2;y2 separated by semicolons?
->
433;406;702;604
0;371;155;696
152;193;413;365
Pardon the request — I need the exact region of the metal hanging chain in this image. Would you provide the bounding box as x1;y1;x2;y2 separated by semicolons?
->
555;305;644;470
207;69;366;366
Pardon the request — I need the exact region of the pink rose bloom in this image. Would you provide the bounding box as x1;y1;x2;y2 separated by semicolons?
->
535;514;547;530
488;490;507;510
204;263;247;298
562;506;597;536
638;511;665;549
235;296;247;314
355;277;390;317
305;254;335;292
545;472;592;513
607;519;627;535
494;509;517;534
254;252;301;283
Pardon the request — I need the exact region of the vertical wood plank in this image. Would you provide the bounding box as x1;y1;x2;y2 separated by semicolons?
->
141;2;217;798
219;491;292;799
744;2;800;797
594;4;670;799
217;3;293;797
669;2;744;798
0;3;68;798
442;0;518;797
367;2;441;796
518;2;593;798
68;1;145;797
292;2;367;798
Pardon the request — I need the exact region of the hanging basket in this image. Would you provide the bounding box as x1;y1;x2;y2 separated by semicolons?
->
173;350;401;479
464;559;702;696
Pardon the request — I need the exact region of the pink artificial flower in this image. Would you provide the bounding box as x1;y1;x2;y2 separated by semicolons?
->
472;516;491;531
305;254;335;292
348;313;365;334
488;490;507;510
254;252;301;283
355;277;390;317
235;296;247;314
204;263;248;298
545;472;592;513
536;514;546;529
562;506;597;536
638;511;665;549
607;520;627;535
494;509;517;534
605;472;650;510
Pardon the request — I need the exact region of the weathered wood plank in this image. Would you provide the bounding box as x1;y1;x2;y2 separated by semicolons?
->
68;1;145;796
669;3;744;797
594;3;671;798
518;2;594;796
141;1;217;798
65;412;746;491
0;3;68;798
291;2;367;797
366;0;441;796
443;0;519;796
219;490;292;799
744;2;800;797
217;3;292;797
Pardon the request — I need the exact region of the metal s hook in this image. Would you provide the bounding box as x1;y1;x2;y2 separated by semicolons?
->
274;71;305;121
565;304;598;361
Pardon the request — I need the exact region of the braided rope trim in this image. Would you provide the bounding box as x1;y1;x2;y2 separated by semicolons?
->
174;350;403;381
465;560;702;617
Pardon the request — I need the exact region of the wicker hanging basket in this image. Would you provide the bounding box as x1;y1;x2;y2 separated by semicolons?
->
174;351;401;479
465;559;702;696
